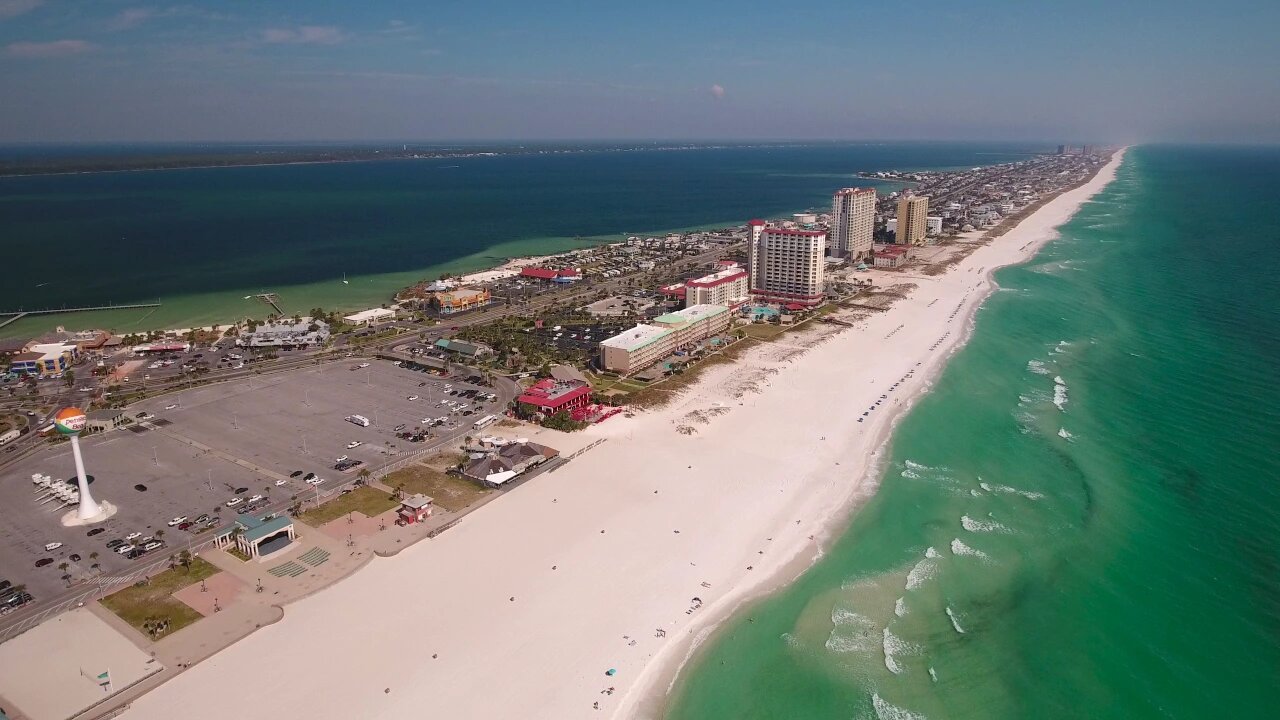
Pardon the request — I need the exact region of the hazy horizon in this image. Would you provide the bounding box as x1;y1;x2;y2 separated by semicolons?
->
2;0;1278;144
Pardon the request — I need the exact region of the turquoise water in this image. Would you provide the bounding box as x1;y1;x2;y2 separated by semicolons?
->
667;146;1280;719
0;142;1045;337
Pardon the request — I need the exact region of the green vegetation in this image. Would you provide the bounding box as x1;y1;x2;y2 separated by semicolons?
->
99;557;219;638
297;485;398;526
384;463;491;512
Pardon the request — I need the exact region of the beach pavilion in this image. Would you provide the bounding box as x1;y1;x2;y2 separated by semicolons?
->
214;512;297;560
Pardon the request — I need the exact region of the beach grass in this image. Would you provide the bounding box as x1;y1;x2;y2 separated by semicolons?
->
383;464;490;513
99;557;219;637
297;485;398;526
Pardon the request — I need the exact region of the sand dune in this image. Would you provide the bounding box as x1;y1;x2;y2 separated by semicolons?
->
121;150;1125;720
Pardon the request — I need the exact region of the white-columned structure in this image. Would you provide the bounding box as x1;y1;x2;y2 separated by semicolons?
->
54;407;116;526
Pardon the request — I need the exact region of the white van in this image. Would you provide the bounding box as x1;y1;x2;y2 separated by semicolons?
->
345;415;370;427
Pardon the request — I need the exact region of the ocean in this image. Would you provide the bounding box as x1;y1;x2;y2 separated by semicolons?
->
665;146;1280;719
0;142;1043;338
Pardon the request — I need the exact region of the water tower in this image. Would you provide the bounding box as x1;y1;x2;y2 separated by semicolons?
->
54;407;117;526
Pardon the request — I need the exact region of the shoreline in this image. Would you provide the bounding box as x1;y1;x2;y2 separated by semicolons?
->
631;147;1128;718
110;152;1124;720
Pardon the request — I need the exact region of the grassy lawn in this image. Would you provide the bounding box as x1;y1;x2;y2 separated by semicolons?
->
99;557;219;638
297;485;398;526
740;323;786;340
384;464;490;513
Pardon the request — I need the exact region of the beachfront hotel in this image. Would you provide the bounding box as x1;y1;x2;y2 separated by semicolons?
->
830;187;877;259
684;265;749;308
599;304;731;375
748;227;827;307
896;193;929;245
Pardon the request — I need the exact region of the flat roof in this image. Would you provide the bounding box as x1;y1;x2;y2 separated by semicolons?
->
686;267;748;288
599;324;673;352
343;308;396;321
653;304;729;325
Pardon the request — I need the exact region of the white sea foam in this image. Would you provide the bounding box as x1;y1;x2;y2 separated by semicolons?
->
882;627;919;675
1052;379;1068;411
894;596;908;617
1052;340;1071;355
903;459;932;471
979;481;1045;500
945;606;966;634
961;515;1009;533
906;558;936;590
951;538;989;559
900;468;921;480
969;488;982;497
873;692;928;720
826;608;878;654
925;546;942;559
928;667;938;683
1027;359;1051;375
1058;427;1073;440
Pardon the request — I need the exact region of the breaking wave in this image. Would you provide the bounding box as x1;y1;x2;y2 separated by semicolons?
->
873;692;928;720
1027;359;1051;375
945;606;966;634
961;514;1010;533
894;596;908;617
951;537;989;559
979;481;1045;500
1058;427;1074;440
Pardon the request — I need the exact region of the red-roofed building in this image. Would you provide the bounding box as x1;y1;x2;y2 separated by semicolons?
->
873;244;911;268
659;282;687;300
520;267;582;283
749;227;828;308
517;379;592;415
685;266;749;308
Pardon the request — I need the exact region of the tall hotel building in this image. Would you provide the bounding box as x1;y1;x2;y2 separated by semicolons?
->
895;193;929;246
830;187;876;259
748;226;827;307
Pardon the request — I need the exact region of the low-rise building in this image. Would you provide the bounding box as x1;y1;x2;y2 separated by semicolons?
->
343;308;397;326
519;267;582;283
10;342;78;376
652;304;732;345
396;494;434;525
463;440;559;488
517;378;592;416
237;319;330;348
85;409;126;434
873;245;911;268
926;216;943;236
433;338;491;358
431;288;492;314
214;512;297;560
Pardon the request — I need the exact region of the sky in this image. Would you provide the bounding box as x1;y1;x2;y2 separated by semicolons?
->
1;0;1278;143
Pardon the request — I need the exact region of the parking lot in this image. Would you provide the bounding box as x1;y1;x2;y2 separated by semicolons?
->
0;359;504;602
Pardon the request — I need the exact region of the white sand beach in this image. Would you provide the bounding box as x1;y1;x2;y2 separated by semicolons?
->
120;150;1124;720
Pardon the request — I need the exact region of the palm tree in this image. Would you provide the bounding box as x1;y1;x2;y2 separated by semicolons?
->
89;551;99;571
178;549;193;571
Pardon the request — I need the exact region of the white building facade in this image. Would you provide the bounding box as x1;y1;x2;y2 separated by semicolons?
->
684;267;749;308
749;228;827;307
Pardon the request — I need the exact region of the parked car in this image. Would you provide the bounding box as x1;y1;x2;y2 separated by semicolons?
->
87;527;105;537
275;478;288;486
167;516;187;526
106;539;125;549
115;544;134;555
225;497;243;507
35;558;54;567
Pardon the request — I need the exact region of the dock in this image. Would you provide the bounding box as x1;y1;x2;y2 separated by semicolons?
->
254;293;285;315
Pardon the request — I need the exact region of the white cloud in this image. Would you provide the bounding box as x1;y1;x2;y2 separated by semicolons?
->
108;8;153;31
0;0;42;21
6;39;93;58
709;84;726;99
261;25;343;45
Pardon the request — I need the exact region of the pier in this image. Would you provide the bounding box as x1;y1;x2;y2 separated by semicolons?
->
254;293;285;315
0;302;161;329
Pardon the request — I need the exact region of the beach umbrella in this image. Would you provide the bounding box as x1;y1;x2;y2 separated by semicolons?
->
606;668;617;676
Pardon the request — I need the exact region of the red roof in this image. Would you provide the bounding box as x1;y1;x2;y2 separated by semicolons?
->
518;379;592;410
784;303;808;311
659;283;687;297
521;267;580;280
834;187;876;197
747;219;766;226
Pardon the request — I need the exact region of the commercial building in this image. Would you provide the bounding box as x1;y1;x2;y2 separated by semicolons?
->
9;342;78;376
343;308;397;326
519;267;582;283
85;409;126;434
873;245;911;268
431;288;492;315
517;378;592;415
749;228;827;307
926;216;943;236
433;338;491;358
598;324;676;375
830;187;877;259
896;194;929;246
652;304;732;343
237;319;330;348
462;440;559;488
684;266;749;308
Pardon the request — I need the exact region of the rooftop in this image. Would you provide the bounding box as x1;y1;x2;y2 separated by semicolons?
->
343;307;396;322
686;266;748;288
401;493;433;510
653;304;729;326
517;378;591;409
763;228;826;237
235;513;293;543
599;324;673;352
